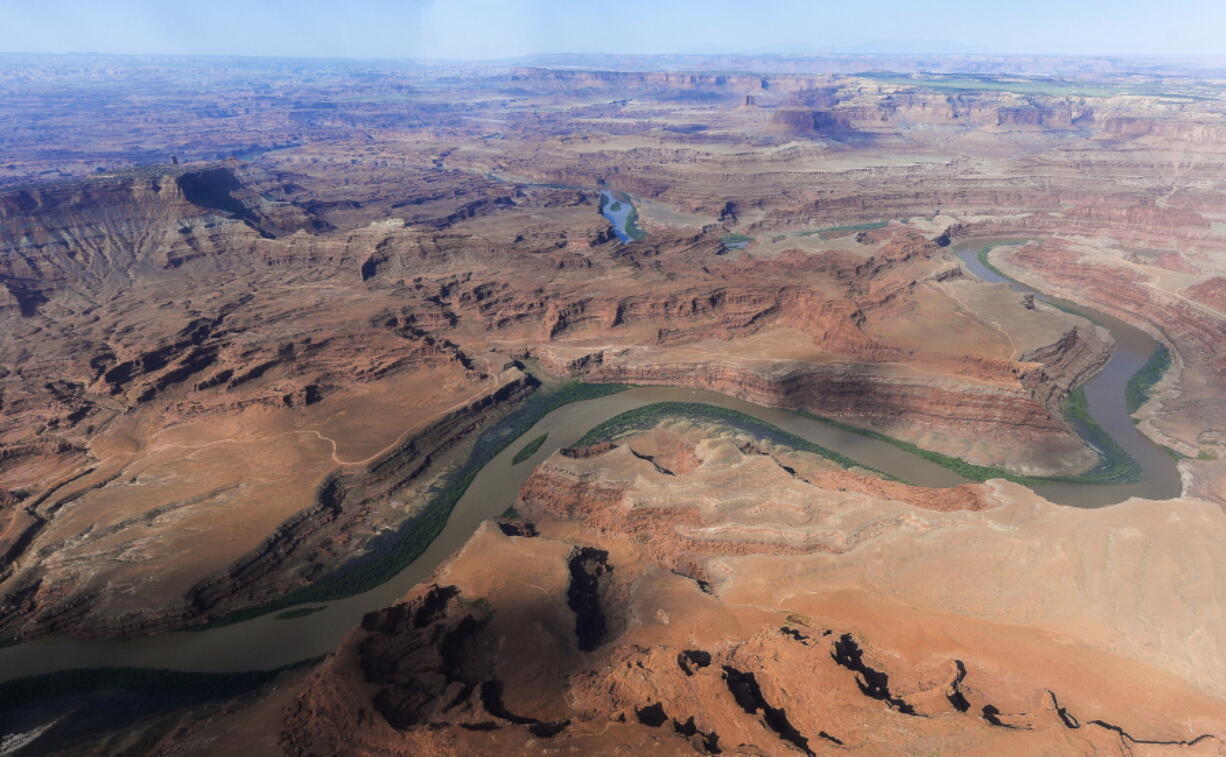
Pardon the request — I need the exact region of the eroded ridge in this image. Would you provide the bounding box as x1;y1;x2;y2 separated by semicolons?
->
267;420;1226;755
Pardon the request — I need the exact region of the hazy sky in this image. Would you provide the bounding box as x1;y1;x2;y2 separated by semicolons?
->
3;0;1225;59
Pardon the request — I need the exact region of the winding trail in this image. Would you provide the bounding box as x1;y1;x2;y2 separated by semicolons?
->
0;238;1182;684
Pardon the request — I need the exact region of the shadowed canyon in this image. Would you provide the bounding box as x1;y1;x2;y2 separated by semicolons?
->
1;52;1226;755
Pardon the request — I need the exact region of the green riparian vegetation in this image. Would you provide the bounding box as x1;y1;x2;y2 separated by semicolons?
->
802;394;1139;487
1125;344;1171;414
193;379;629;629
573;401;906;483
622;205;647;241
273;606;327;620
512;433;549;465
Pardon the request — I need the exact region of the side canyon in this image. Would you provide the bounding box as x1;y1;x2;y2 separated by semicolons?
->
1;54;1226;755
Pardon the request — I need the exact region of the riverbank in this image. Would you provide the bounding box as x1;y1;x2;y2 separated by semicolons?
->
956;238;1180;502
0;238;1184;686
599;189;647;242
195;378;630;629
573;401;905;482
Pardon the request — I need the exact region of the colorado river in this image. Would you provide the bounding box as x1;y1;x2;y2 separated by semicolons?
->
957;238;1181;505
0;238;1181;683
599;189;644;242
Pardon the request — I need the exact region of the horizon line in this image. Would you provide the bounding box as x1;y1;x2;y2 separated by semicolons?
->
3;50;1226;64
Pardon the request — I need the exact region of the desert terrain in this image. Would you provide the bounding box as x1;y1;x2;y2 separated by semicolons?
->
0;53;1225;754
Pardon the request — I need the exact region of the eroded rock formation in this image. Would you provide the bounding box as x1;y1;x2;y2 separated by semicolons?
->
273;421;1226;755
6;54;1226;754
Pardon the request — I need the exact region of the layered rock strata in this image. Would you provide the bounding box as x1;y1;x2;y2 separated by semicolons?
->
275;422;1226;755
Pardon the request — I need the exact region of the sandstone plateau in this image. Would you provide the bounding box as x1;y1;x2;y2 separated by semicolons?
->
0;52;1225;756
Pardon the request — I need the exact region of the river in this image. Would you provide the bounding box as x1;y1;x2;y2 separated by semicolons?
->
0;238;1181;683
599;189;640;243
958;238;1181;505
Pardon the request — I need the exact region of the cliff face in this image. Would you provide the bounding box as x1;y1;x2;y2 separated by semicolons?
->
770;90;1096;140
500;69;1226;150
1018;326;1112;408
0;161;1122;641
986;240;1226;463
276;421;1226;755
949;205;1214;252
0;367;534;640
551;356;1100;474
7;62;1226;656
0;166;313;300
517;233;1107;476
180;371;533;624
10;58;1226;754
0;166;545;640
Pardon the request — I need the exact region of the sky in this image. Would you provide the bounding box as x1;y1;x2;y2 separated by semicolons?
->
2;0;1226;59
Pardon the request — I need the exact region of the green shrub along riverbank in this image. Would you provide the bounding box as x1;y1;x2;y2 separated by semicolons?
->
273;606;327;620
622;205;647;241
196;259;1156;631
573;401;906;483
572;398;1140;489
967;242;1150;483
1125;344;1171;415
1058;388;1143;484
799;391;1140;487
512;433;549;465
195;379;628;629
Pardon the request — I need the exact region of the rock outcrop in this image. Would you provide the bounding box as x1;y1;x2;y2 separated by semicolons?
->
3;55;1226;673
276;420;1226;755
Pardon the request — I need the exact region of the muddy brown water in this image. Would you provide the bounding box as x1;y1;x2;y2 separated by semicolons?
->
956;238;1181;505
0;238;1181;683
